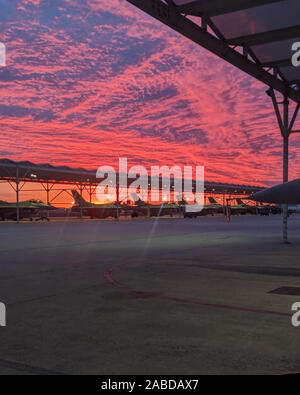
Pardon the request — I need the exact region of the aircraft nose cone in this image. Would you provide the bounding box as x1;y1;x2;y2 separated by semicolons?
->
251;189;275;203
251;178;300;205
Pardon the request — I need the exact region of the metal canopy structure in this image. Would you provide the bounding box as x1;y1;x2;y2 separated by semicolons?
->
127;0;300;242
0;158;263;194
0;158;263;221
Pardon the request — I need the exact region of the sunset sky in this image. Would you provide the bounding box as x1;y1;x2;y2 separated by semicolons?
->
1;0;300;201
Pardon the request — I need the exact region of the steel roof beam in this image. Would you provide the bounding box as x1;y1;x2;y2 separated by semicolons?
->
127;0;300;102
262;59;292;68
228;25;300;47
177;0;284;17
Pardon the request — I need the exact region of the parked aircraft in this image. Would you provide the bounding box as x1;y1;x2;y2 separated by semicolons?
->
183;197;224;218
258;204;282;216
129;193;180;218
207;197;225;213
288;205;300;214
186;197;264;218
226;198;257;216
251;178;300;205
0;199;54;221
71;190;122;219
251;179;300;216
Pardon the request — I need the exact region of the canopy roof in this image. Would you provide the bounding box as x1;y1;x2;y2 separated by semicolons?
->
0;159;263;195
128;0;300;102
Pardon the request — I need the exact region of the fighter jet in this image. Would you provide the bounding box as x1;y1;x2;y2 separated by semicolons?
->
129;192;180;218
183;197;224;218
257;203;281;216
207;197;225;214
0;199;54;221
251;178;300;205
209;197;269;216
227;198;257;216
288;205;300;214
71;190;123;219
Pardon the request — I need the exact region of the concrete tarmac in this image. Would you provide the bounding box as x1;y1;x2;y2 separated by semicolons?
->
0;215;300;375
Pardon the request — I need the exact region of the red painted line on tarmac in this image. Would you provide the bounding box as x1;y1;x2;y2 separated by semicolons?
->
104;266;291;317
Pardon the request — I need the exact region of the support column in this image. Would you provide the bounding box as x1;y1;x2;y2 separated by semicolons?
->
116;176;120;220
267;88;292;243
79;185;83;219
46;182;50;219
89;184;92;203
46;182;50;205
282;97;289;243
16;167;20;223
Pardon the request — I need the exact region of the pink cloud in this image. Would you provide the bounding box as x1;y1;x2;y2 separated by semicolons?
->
0;0;299;200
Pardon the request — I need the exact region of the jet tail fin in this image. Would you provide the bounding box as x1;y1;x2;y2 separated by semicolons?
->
72;190;87;206
176;195;187;205
130;192;146;206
